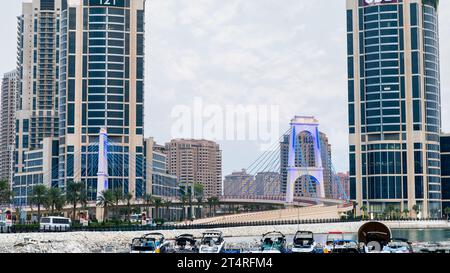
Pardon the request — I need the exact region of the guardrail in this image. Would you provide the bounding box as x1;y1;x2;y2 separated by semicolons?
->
0;217;447;234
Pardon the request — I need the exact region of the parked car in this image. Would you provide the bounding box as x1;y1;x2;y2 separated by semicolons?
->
40;217;71;231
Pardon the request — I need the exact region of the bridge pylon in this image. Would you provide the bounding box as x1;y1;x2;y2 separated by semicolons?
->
96;127;109;222
285;116;325;203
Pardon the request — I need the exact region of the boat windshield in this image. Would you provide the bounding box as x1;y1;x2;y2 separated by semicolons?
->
262;236;284;250
294;238;314;247
132;238;157;251
201;236;222;246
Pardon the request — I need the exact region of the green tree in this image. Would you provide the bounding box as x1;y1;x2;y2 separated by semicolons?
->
360;205;368;219
384;204;395;219
164;200;173;221
143;193;153;219
196;196;203;219
124;193;133;222
412;204;420;218
0;179;13;206
29;185;48;222
45;187;65;215
96;189;115;222
207;197;220;217
66;181;85;221
444;207;450;220
403;208;410;219
112;188;124;220
152;197;163;222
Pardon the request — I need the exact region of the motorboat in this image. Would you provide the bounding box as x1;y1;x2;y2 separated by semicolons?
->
199;230;226;253
381;238;413;253
329;239;361;253
323;232;344;253
171;234;198;253
291;231;317;253
256;231;288;253
323;232;360;253
358;221;392;253
130;232;170;253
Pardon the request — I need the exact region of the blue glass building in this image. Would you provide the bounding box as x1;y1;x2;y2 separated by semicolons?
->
347;0;442;218
58;0;146;200
441;134;450;212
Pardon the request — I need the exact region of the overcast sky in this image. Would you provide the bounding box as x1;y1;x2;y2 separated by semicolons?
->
1;0;449;176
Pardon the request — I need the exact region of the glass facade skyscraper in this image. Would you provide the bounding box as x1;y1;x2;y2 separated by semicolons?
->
347;0;442;218
58;0;146;200
441;134;450;212
14;0;61;205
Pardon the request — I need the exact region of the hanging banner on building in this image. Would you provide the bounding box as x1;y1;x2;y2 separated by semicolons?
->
361;0;398;6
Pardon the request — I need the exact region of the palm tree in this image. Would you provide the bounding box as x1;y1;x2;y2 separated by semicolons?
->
29;184;48;222
207;196;220;217
360;205;368;219
66;181;84;221
96;189;115;222
207;197;214;217
196;196;203;219
164;200;173;221
444;207;450;220
384;204;395;219
412;204;420;218
152;197;163;222
45;187;65;215
0;179;13;206
143;193;153;219
180;194;188;221
112;188;124;220
403;208;410;219
124;193;133;222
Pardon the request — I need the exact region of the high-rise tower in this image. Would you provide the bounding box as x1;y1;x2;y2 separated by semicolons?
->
0;70;18;185
15;0;61;174
58;0;146;199
347;0;442;218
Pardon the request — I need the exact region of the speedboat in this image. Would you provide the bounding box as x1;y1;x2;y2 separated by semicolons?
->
358;221;393;253
172;234;198;253
199;230;226;253
381;238;413;253
291;231;317;253
255;231;288;253
330;239;360;253
323;232;359;253
130;232;170;253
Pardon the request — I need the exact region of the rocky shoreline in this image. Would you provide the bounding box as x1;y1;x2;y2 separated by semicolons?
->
0;221;448;253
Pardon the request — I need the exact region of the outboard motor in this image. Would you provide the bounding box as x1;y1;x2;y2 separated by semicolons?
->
358;221;391;252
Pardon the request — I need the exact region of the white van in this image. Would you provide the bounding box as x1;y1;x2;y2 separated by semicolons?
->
40;217;71;231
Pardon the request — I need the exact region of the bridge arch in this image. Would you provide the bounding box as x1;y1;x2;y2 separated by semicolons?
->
294;175;320;197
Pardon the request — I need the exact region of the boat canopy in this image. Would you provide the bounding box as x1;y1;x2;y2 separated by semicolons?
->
358;221;392;245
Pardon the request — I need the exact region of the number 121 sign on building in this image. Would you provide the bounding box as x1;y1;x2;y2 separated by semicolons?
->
89;0;125;7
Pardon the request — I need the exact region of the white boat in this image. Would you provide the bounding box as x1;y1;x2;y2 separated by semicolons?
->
171;234;198;253
130;233;170;253
199;230;226;253
250;231;287;253
291;231;317;253
380;238;413;253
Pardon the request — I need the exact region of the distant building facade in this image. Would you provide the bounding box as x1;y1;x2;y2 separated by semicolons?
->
223;169;254;197
144;137;179;200
333;172;350;200
255;172;280;196
0;70;17;185
166;139;222;198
